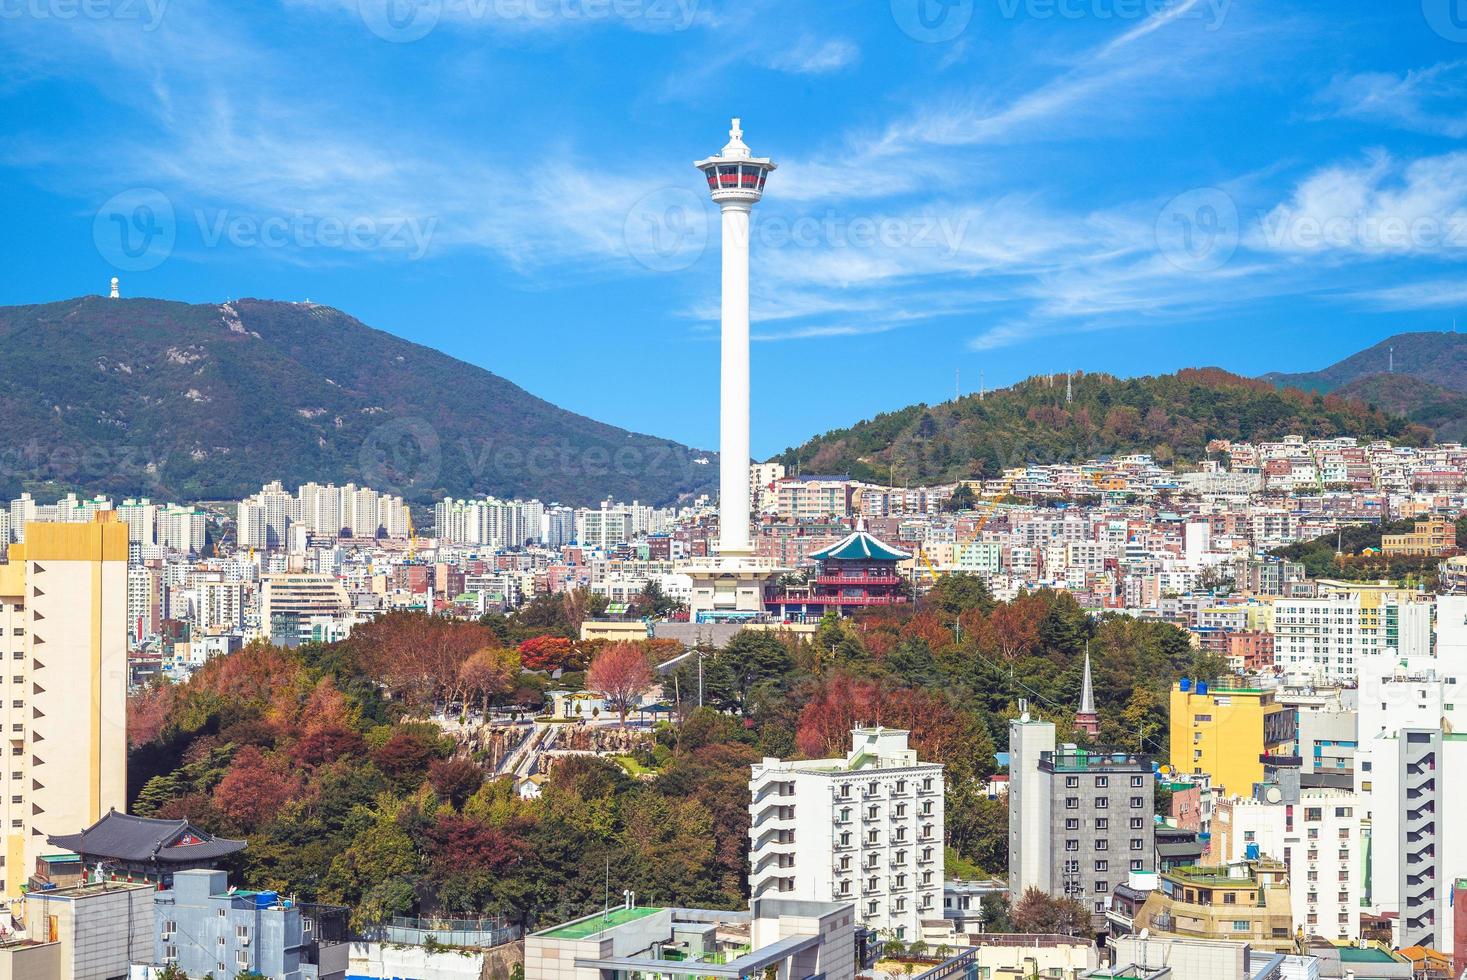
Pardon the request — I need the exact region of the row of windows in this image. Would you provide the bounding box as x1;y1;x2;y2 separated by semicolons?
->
1063;774;1146;788
1063;838;1146;851
1064;817;1147;830
1064;796;1147;809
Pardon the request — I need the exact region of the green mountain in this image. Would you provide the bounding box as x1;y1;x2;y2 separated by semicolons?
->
0;296;715;506
1262;330;1467;394
1332;373;1467;444
1261;331;1467;440
773;368;1432;486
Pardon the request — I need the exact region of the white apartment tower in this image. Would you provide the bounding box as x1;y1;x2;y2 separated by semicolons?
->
748;727;944;941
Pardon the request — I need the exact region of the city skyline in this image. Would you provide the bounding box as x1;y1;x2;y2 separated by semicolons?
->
4;1;1465;454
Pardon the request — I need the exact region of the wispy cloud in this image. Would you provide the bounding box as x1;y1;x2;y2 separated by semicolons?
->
1315;61;1467;138
763;37;859;75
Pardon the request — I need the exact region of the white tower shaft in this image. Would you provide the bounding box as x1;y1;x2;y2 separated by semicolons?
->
719;202;753;557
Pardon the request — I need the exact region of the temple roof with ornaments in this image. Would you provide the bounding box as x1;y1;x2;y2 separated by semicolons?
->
810;528;911;563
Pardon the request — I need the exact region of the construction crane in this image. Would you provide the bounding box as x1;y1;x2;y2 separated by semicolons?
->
406;509;418;560
920;472;1020;581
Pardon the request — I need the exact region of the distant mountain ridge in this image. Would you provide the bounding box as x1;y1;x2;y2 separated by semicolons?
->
0;296;716;506
773;368;1431;486
1261;330;1467;441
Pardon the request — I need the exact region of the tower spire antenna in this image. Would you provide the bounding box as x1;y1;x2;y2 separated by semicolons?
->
1075;641;1099;737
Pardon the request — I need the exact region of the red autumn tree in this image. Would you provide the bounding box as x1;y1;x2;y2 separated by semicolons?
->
212;746;300;832
518;635;576;673
586;642;655;726
127;683;177;749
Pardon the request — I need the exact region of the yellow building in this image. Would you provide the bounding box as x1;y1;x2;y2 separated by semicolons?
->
1170;679;1296;797
1133;858;1297;953
0;516;129;899
1381;517;1456;557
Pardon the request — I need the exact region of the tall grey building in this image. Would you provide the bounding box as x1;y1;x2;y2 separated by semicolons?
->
1398;728;1442;950
1008;710;1155;928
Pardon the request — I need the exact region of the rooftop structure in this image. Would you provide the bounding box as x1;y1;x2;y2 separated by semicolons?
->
525;897;857;980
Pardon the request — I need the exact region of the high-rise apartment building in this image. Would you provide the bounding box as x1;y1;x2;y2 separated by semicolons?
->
1008;713;1155;927
748;727;944;941
1271;593;1430;680
0;515;128;898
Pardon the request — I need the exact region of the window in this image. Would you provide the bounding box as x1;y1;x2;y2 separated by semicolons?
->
1096;796;1109;809
1066;797;1080;810
1095;818;1108;830
1130;839;1144;851
1094;840;1109;851
1095;776;1109;788
1095;880;1109;893
1131;775;1144;787
1129;817;1145;829
218;908;227;918
1065;776;1079;788
1094;860;1109;872
1065;818;1080;830
1130;796;1144;808
1065;840;1079;852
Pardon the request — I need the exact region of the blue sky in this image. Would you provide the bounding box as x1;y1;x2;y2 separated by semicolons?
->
3;0;1466;457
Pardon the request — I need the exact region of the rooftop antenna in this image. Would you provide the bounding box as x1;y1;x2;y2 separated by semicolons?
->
1066;372;1073;406
1389;346;1394;373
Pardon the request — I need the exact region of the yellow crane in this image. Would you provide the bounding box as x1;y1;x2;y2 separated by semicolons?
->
920;473;1019;580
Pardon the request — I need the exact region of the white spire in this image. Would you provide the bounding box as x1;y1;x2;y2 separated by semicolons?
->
720;118;752;160
109;277;120;300
1079;646;1096;716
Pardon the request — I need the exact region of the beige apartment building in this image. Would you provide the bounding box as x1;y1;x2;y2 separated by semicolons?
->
0;516;129;899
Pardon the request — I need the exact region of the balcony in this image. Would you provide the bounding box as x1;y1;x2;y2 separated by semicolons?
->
814;575;902;587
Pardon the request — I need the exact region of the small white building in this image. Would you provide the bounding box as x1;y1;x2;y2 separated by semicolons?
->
748;727;944;941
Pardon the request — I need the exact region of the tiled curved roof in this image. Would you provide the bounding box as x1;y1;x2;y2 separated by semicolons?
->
810;530;910;562
48;809;246;864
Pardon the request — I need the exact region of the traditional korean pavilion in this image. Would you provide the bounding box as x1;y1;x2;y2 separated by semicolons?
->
766;525;911;621
41;810;246;890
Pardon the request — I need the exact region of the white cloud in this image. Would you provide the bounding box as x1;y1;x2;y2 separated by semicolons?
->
1253;151;1467;256
763;37;859;75
1315;61;1467;138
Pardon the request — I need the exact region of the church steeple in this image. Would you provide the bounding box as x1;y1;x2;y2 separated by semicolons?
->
1076;644;1099;737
